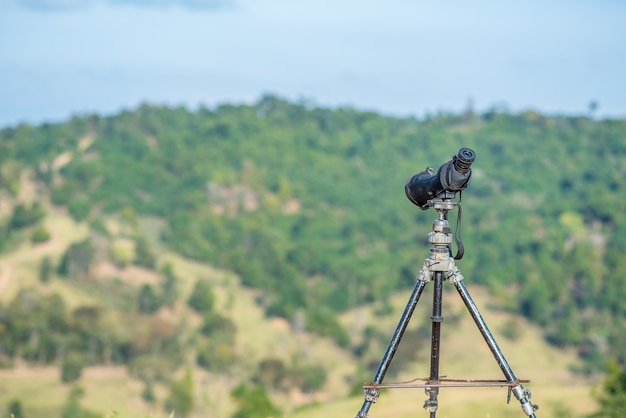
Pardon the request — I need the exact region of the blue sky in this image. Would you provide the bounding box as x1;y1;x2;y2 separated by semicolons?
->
1;0;625;127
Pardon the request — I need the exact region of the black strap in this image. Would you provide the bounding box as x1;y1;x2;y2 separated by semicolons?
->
453;192;464;260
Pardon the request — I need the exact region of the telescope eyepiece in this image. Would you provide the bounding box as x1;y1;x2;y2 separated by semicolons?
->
453;148;476;174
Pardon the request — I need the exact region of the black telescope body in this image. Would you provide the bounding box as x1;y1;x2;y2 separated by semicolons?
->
405;148;476;209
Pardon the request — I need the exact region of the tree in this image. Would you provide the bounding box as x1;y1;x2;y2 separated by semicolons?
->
58;239;94;280
9;201;45;229
304;307;350;348
165;367;194;418
134;236;156;269
0;160;21;195
187;279;215;313
196;339;235;373
39;256;52;283
119;207;138;236
61;385;103;418
292;365;327;393
254;358;287;390
61;352;85;383
137;284;163;314
590;360;626;417
198;312;236;341
31;224;51;243
141;378;157;403
160;263;179;308
67;196;91;221
230;383;281;418
8;399;24;418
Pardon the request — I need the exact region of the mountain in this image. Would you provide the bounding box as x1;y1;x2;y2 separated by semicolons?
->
0;95;624;417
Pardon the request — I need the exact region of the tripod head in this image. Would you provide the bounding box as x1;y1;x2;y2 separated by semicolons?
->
405;148;475;260
421;196;467;260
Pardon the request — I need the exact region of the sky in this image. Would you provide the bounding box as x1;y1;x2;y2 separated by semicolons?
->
1;0;625;127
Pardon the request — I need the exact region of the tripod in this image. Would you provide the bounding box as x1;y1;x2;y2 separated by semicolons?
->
355;199;539;418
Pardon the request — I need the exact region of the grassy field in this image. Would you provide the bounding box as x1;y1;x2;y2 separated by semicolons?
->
0;366;129;417
297;285;598;418
0;283;598;418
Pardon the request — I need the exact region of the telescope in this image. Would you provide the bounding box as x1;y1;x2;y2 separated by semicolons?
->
405;148;476;209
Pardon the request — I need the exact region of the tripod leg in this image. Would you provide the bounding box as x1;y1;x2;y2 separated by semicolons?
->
454;280;538;417
424;271;444;417
355;279;428;418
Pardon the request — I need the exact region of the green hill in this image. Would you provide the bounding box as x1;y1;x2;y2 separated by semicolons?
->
0;96;624;417
0;203;599;417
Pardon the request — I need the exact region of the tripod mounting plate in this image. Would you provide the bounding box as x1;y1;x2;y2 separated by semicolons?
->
427;198;458;211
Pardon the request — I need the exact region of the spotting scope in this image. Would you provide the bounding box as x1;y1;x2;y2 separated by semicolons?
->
405;148;476;209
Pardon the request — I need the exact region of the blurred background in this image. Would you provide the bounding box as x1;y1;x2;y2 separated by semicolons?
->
1;1;625;418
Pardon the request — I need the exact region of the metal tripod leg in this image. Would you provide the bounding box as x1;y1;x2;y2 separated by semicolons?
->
355;278;428;418
424;271;444;417
454;279;538;417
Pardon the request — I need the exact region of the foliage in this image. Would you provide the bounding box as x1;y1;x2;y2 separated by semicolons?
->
61;351;85;383
230;383;281;418
39;256;52;283
1;97;626;371
164;367;194;418
198;311;236;340
8;399;24;418
137;284;163;314
31;224;51;243
291;364;327;393
9;201;45;229
196;338;236;373
134;236;156;269
253;358;288;390
590;360;626;417
61;385;103;418
141;378;157;403
2;289;69;363
68;196;91;221
187;279;215;313
195;312;237;371
88;217;109;236
0;287;186;378
251;357;327;394
58;239;95;280
160;263;179;308
304;307;350;348
0;160;20;195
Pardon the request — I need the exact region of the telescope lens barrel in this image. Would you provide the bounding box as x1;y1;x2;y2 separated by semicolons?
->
405;147;476;208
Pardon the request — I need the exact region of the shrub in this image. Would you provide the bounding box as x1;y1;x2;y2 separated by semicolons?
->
8;399;24;418
134;236;156;269
31;224;51;243
187;279;215;313
68;196;91;221
9;201;45;229
39;256;52;283
230;383;281;418
61;352;85;383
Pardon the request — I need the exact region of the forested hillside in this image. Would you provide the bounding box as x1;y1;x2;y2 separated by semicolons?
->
0;96;625;416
